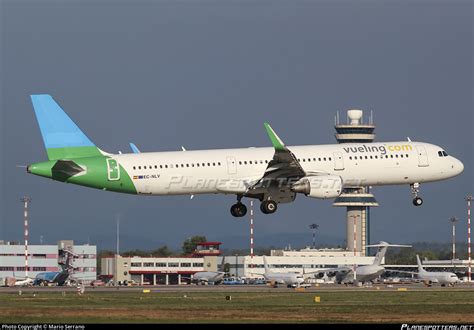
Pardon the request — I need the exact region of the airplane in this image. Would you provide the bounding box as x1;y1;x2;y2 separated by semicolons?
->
390;255;461;287
183;257;227;285
13;277;34;286
26;95;464;217
34;249;76;286
313;242;411;284
260;257;309;288
189;271;226;285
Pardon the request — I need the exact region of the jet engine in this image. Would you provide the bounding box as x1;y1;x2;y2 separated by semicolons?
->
291;175;342;199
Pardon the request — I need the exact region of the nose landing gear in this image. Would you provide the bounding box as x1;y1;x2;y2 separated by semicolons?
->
410;183;423;206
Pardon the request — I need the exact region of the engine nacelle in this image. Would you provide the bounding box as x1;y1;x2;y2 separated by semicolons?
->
291;175;342;199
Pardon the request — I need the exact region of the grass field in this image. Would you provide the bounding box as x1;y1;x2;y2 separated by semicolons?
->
0;290;473;323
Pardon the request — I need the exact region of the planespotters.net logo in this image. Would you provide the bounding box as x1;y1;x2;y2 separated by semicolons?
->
401;325;474;330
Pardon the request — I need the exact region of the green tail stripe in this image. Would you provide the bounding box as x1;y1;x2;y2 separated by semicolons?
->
46;146;102;160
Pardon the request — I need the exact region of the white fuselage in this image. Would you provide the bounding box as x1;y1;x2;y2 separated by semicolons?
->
263;272;305;287
192;272;225;284
417;270;460;285
113;141;463;196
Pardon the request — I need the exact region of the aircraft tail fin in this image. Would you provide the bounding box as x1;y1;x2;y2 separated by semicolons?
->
416;255;425;273
263;256;270;273
30;94;103;160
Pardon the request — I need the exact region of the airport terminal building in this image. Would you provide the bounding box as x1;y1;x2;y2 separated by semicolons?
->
0;240;97;283
100;245;377;285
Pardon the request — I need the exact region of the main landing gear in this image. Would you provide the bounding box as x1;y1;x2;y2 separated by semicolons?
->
410;183;423;206
230;202;247;217
260;200;278;214
230;196;278;217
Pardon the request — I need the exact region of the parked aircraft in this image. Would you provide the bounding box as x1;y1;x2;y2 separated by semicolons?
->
260;257;309;288
27;95;463;217
391;255;461;287
314;242;411;284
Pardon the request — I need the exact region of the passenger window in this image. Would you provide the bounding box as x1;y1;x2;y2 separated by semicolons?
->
218;162;221;166
165;165;168;168
323;158;326;161
239;161;242;165
249;161;253;164
328;157;332;161
244;161;247;165
186;164;189;167
133;166;136;170
138;166;142;170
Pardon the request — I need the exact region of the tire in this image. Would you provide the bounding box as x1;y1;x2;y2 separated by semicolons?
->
260;200;278;214
230;203;247;217
412;197;423;206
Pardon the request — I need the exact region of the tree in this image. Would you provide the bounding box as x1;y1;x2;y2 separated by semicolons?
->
182;235;207;255
151;245;173;257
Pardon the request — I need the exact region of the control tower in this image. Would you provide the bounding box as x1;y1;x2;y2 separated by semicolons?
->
332;110;378;256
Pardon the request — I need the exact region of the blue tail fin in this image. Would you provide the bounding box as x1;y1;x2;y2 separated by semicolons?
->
30;94;101;160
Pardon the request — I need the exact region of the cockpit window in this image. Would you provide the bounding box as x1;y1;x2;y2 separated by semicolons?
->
438;151;449;157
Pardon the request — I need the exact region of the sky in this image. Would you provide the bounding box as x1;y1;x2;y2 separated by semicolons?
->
0;0;472;251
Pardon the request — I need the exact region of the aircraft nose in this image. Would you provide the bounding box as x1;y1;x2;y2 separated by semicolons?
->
453;158;464;176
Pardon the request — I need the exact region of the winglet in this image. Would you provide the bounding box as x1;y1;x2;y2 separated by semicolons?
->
129;143;141;154
264;123;286;151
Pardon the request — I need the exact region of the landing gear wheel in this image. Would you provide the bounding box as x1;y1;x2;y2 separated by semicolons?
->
230;203;247;217
260;200;278;214
412;196;423;206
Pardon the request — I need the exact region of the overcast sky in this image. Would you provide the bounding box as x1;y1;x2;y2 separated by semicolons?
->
0;0;472;251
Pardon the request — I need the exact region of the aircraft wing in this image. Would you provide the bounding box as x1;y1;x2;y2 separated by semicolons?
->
306;266;352;276
384;269;418;275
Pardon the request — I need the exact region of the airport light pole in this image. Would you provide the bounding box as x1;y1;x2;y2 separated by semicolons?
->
309;224;319;249
20;196;31;278
450;217;458;260
349;214;360;282
466;195;473;282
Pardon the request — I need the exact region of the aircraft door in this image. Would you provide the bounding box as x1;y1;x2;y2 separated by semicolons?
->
415;146;429;167
333;152;344;170
226;156;237;175
106;158;121;181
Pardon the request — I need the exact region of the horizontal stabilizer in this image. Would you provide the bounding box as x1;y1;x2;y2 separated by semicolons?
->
129;143;141;154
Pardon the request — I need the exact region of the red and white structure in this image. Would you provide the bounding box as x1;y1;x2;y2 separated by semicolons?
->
20;196;31;278
466;195;473;282
250;200;254;267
